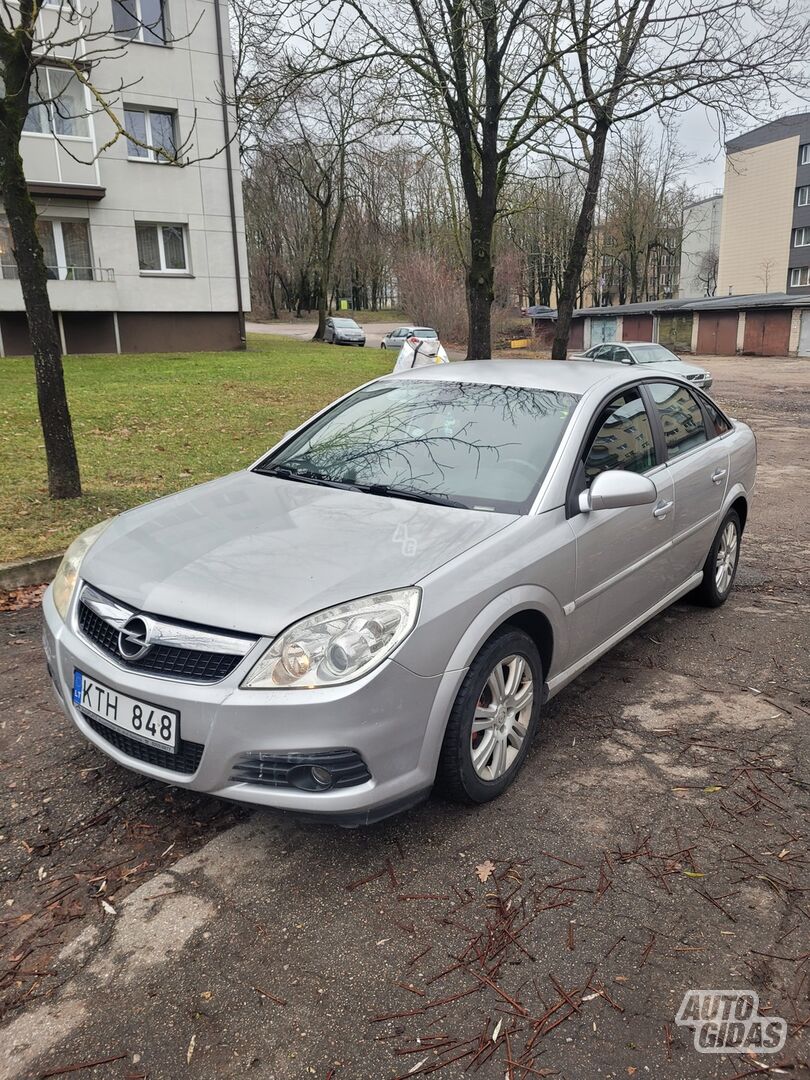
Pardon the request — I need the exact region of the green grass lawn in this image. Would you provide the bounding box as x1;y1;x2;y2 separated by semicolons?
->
0;335;391;563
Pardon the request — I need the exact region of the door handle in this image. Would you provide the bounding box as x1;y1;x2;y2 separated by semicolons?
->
653;499;674;519
711;468;727;485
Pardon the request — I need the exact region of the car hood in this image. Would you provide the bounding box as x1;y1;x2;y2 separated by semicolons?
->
639;360;707;377
80;471;515;637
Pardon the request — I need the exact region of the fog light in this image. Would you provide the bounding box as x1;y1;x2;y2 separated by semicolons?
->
310;766;333;789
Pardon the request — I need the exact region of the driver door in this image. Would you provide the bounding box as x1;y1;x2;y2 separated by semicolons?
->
566;386;675;660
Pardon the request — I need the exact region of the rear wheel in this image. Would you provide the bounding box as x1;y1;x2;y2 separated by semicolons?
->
693;509;741;607
436;628;542;804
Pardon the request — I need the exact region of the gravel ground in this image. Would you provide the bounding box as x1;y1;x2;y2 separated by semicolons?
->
0;355;808;1080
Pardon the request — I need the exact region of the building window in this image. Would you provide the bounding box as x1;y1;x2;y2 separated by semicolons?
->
136;223;188;273
794;227;810;248
113;0;166;44
797;185;810;207
800;144;810;166
22;66;89;138
0;216;92;280
789;266;810;287
124;107;177;161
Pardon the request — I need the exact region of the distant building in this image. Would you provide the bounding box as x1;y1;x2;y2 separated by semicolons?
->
0;0;248;356
717;113;810;297
679;195;722;298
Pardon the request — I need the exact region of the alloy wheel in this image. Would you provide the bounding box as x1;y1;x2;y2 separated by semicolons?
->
714;520;739;595
470;654;534;781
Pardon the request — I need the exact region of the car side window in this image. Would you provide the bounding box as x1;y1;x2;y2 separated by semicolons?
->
703;398;732;436
613;347;632;364
647;382;708;459
583;388;657;484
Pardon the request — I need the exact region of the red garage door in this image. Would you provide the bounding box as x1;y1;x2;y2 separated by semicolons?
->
696;312;738;356
569;320;584;349
743;310;791;356
621;314;654;341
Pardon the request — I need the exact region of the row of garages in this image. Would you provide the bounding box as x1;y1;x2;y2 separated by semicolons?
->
531;294;810;356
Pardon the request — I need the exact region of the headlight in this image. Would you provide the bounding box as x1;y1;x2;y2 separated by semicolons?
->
242;588;421;689
51;518;113;621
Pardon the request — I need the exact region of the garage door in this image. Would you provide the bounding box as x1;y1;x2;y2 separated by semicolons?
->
621;314;654;341
799;311;810;357
743;310;791;356
657;313;693;352
589;315;617;345
569;320;584;350
696;312;738;356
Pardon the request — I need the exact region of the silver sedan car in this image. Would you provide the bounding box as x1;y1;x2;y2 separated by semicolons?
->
43;363;755;825
575;341;713;389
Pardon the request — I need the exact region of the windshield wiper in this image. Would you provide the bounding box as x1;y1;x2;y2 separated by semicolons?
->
359;483;467;508
260;465;361;492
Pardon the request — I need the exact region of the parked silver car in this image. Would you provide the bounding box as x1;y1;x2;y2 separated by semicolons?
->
43;363;755;825
381;326;439;350
575;341;713;389
324;317;365;346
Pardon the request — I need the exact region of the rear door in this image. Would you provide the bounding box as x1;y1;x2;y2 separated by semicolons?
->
567;385;675;659
644;381;729;583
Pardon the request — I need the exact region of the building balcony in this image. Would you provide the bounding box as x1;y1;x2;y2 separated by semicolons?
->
0;265;115;282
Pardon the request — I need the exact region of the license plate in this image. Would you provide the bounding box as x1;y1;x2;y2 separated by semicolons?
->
73;670;178;752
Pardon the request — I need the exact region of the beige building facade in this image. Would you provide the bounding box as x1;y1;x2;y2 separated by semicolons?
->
717;114;810;299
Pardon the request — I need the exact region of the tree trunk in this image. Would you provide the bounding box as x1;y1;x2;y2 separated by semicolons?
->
0;118;81;499
552;121;610;361
466;215;495;360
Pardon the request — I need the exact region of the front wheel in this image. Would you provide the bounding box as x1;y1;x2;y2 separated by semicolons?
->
436;628;542;804
693;509;741;607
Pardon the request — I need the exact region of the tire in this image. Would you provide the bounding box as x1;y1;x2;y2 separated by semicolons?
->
436;628;542;804
693;509;742;607
380;343;387;350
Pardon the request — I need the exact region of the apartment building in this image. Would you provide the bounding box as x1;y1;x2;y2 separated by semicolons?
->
717;113;810;298
679;194;722;299
0;0;249;356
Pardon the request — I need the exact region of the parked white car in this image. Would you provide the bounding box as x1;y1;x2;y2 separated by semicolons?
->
381;326;440;350
574;342;712;390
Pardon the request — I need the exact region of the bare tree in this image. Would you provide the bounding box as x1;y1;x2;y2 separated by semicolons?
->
0;0;215;498
549;0;809;359
291;0;577;359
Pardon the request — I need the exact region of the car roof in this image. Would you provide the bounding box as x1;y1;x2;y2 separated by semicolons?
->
379;359;650;395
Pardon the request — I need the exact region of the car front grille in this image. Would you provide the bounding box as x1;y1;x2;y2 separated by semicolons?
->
230;749;372;790
77;586;256;684
84;713;204;774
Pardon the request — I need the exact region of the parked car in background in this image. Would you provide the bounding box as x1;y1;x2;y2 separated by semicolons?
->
381;326;439;350
325;317;365;347
43;361;754;825
574;342;713;390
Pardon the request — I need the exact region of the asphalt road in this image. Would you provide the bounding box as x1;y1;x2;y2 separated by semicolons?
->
1;357;808;1080
247;319;402;350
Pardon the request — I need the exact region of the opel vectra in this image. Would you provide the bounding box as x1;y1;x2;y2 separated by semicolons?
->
43;362;756;824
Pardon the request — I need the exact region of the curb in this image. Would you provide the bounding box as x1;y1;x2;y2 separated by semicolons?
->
0;554;63;591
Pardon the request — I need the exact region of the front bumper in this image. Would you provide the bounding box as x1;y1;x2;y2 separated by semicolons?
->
42;587;444;823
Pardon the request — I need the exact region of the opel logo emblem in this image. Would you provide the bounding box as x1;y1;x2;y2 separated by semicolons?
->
118;616;151;660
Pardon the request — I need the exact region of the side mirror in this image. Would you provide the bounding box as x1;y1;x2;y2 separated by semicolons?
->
579;470;657;513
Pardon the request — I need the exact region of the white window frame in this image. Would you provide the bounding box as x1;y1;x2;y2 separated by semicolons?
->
800;143;810;166
136;222;189;275
789;266;810;287
112;0;167;45
22;65;91;141
124;106;176;162
797;186;810;207
794;227;810;248
3;217;93;280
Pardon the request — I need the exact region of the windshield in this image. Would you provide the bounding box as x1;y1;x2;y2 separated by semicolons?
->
256;380;579;514
632;344;678;364
333;319;359;328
